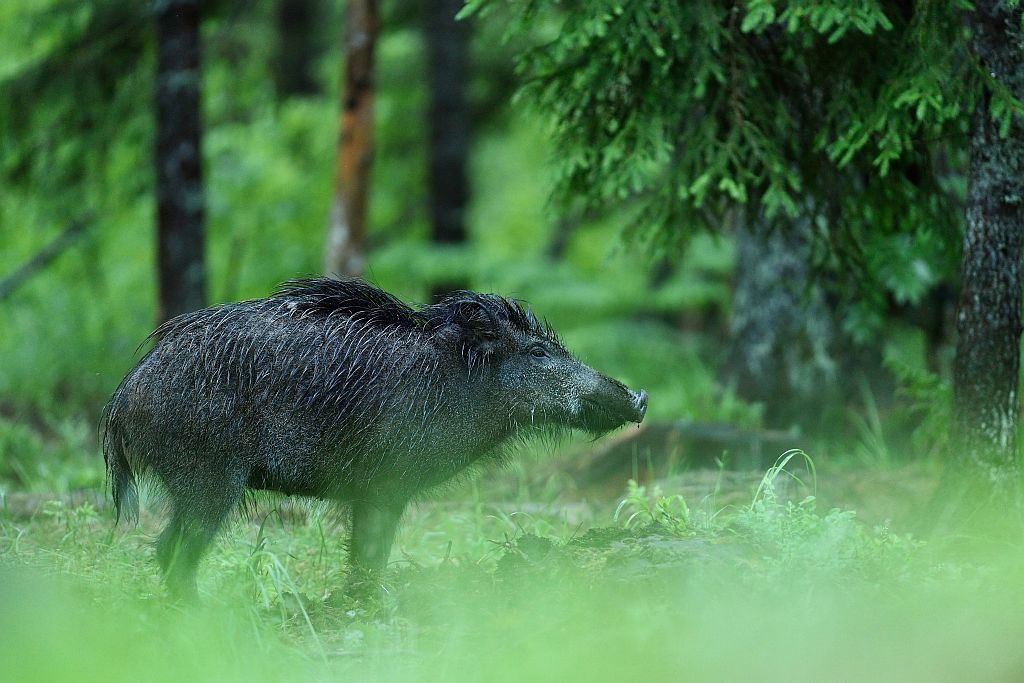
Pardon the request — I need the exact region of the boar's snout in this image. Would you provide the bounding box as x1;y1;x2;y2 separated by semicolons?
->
577;374;648;434
631;389;649;421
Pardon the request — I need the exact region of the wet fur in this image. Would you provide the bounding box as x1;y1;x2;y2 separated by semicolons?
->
100;278;596;596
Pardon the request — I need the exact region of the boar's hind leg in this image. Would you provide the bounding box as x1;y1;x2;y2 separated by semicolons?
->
156;475;245;601
350;500;407;571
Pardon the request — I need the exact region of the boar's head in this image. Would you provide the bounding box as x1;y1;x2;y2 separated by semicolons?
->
426;293;648;436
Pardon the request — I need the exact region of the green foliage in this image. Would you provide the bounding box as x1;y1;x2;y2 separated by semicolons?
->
0;1;749;446
0;0;151;218
4;457;1003;683
741;1;895;38
0;416;102;492
614;478;691;532
883;336;955;457
739;452;923;583
462;0;995;339
468;1;967;222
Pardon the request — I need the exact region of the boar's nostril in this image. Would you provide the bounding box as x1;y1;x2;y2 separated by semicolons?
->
631;389;648;421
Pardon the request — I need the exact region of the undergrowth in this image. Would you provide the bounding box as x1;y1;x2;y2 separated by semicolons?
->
3;452;1013;682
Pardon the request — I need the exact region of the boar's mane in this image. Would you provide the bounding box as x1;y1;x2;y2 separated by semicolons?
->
272;277;561;348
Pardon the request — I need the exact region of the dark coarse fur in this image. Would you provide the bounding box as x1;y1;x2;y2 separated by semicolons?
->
101;278;647;599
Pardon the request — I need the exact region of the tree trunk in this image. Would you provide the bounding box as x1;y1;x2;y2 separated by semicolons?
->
426;0;470;296
324;0;378;278
273;0;324;97
951;1;1024;496
155;0;207;323
723;213;838;430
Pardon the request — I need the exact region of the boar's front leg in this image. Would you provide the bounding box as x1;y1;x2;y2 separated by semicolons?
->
350;499;407;571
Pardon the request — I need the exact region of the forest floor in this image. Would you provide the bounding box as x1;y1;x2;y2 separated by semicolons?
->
2;452;1023;682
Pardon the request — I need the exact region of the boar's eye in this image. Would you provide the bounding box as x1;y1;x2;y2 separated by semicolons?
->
529;345;549;359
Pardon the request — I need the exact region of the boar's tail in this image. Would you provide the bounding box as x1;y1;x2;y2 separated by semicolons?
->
100;397;139;525
107;441;139;525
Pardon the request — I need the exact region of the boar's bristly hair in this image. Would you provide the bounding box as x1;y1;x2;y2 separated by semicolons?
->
101;277;646;599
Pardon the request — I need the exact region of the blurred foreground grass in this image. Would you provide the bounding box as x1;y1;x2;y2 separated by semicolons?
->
3;454;1023;682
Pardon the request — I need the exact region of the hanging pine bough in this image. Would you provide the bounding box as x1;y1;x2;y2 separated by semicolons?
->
462;2;973;258
461;0;976;355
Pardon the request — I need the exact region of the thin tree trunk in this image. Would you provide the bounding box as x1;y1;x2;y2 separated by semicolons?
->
951;0;1024;497
0;219;87;302
426;0;469;246
273;0;324;97
324;0;378;278
155;0;206;323
426;0;469;297
723;213;838;430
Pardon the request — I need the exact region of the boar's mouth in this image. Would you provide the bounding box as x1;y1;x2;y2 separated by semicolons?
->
577;382;648;435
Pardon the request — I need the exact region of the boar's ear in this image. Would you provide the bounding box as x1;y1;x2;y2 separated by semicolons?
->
449;299;502;370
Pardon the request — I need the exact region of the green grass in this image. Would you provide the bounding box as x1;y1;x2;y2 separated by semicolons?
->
3;452;1023;682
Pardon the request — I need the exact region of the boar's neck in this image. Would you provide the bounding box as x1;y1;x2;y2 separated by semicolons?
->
420;369;513;456
367;365;517;493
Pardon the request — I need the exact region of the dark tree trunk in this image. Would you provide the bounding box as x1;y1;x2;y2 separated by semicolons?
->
546;216;574;261
951;1;1024;495
426;0;470;296
155;0;207;323
723;214;838;430
324;0;378;278
273;0;325;97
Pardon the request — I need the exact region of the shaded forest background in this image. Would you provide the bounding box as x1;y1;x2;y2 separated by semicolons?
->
1;0;1023;510
7;4;1024;680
